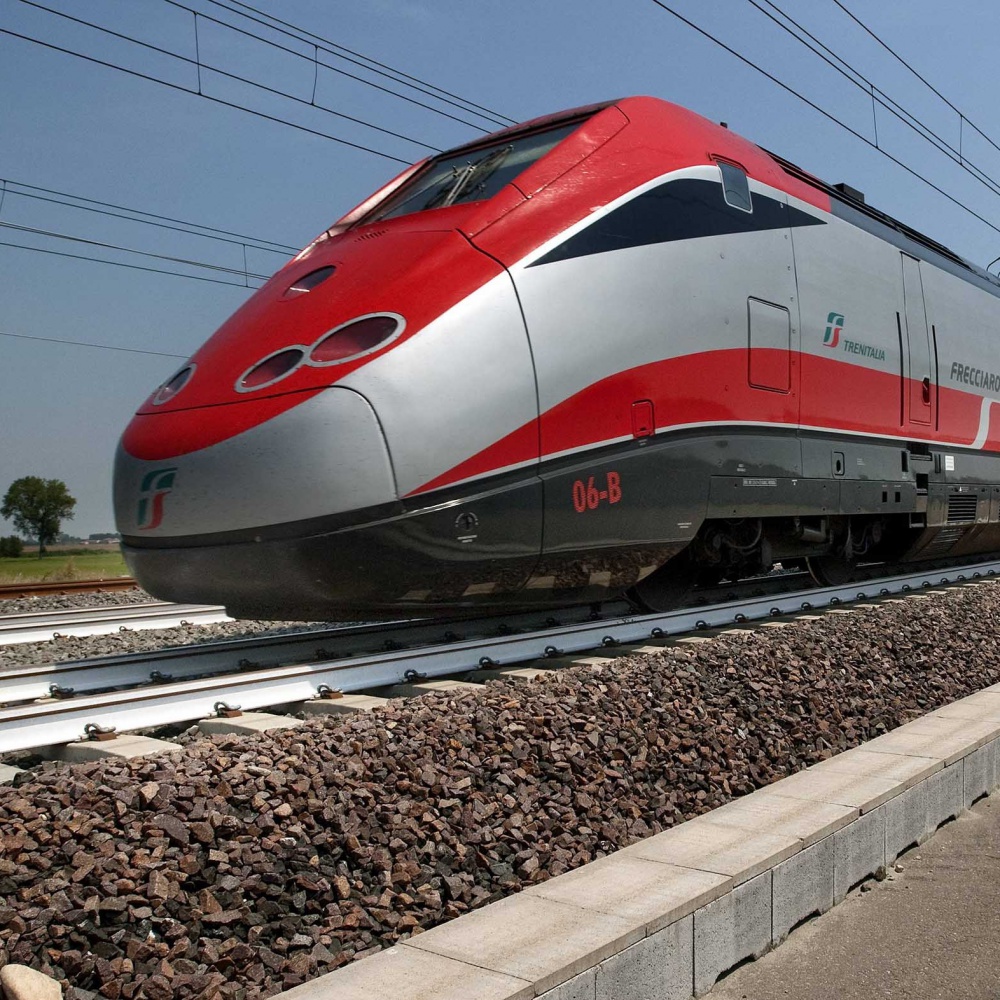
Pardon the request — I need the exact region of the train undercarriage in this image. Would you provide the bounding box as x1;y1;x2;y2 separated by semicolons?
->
629;508;999;612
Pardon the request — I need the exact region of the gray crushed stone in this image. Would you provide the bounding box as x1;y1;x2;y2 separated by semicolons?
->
0;588;156;616
0;612;343;673
2;584;1000;1000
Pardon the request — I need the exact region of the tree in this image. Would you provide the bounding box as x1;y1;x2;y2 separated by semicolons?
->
0;536;23;558
1;477;77;556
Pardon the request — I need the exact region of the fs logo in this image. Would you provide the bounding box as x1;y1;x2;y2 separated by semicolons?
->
823;312;845;348
137;467;177;530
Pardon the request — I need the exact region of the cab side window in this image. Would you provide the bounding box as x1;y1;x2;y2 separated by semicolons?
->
719;161;752;213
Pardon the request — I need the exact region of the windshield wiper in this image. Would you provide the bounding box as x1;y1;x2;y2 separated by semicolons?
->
368;143;515;222
440;144;513;207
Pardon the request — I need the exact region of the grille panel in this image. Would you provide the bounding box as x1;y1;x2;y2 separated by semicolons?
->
923;525;966;555
947;493;979;523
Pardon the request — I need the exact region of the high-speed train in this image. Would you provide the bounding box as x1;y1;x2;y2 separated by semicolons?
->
114;95;1000;619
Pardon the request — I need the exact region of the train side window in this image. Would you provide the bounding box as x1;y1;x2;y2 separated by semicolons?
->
719;162;752;213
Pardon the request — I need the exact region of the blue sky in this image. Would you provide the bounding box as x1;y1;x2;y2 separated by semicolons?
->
3;0;1000;536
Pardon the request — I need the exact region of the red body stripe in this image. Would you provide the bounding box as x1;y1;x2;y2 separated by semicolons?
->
407;350;994;497
412;421;540;495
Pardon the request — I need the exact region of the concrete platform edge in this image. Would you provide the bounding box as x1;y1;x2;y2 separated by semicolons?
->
273;688;1000;1000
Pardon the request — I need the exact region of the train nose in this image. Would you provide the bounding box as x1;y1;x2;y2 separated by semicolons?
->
115;386;396;538
114;387;397;604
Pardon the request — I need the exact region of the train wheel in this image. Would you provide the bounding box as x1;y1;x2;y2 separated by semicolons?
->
629;551;708;612
806;554;857;587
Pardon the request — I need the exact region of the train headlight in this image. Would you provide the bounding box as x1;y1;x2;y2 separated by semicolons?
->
236;348;306;392
232;314;404;394
152;364;195;405
309;313;405;365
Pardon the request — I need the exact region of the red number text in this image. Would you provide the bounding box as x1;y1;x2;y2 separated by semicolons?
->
572;472;622;513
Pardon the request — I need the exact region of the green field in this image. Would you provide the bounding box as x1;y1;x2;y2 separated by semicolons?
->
0;547;129;584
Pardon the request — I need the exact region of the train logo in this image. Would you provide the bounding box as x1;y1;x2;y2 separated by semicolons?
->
136;467;177;531
823;312;845;348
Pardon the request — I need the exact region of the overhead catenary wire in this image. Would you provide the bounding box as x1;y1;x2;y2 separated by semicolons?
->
16;0;505;145
0;330;188;360
0;0;522;298
143;0;457;144
22;0;998;244
160;0;500;134
9;0;998;359
1;27;414;166
0;238;267;288
0;177;289;290
748;0;1000;201
8;2;437;160
196;0;517;129
8;3;1000;285
0;221;274;281
646;0;1000;244
0;1;516;308
0;4;521;370
0;177;299;255
829;0;1000;163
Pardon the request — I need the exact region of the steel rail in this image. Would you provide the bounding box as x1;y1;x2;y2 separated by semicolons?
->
1;561;996;754
0;577;138;599
0;604;617;705
0;603;230;646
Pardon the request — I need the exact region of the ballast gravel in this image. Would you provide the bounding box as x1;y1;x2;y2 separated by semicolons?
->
0;591;339;675
3;584;1000;1000
0;588;156;617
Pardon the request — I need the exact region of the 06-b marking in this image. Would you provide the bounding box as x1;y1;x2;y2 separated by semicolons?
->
572;471;622;513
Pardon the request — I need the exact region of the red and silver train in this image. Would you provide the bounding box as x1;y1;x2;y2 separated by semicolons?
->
114;96;1000;619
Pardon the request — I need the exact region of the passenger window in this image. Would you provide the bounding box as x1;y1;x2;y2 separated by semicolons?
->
719;161;752;213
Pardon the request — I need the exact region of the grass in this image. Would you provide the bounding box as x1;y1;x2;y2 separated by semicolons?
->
0;547;129;584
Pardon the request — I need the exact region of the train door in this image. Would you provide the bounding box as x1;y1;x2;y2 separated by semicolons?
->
900;253;934;426
747;297;792;393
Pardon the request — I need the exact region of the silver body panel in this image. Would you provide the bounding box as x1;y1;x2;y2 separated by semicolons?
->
114;388;396;537
510;166;798;446
341;270;538;495
791;202;904;380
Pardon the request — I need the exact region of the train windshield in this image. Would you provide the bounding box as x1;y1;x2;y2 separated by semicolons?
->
366;121;582;222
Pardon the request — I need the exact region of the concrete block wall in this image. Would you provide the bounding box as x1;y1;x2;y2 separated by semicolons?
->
833;805;884;904
276;682;1000;1000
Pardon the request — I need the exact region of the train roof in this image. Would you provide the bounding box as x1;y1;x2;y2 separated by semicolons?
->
767;148;1000;290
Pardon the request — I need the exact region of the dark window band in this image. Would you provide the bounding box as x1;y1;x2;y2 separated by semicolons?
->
531;178;825;266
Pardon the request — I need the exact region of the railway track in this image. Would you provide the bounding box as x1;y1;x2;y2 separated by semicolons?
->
3;559;997;756
0;577;138;600
0;601;231;646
